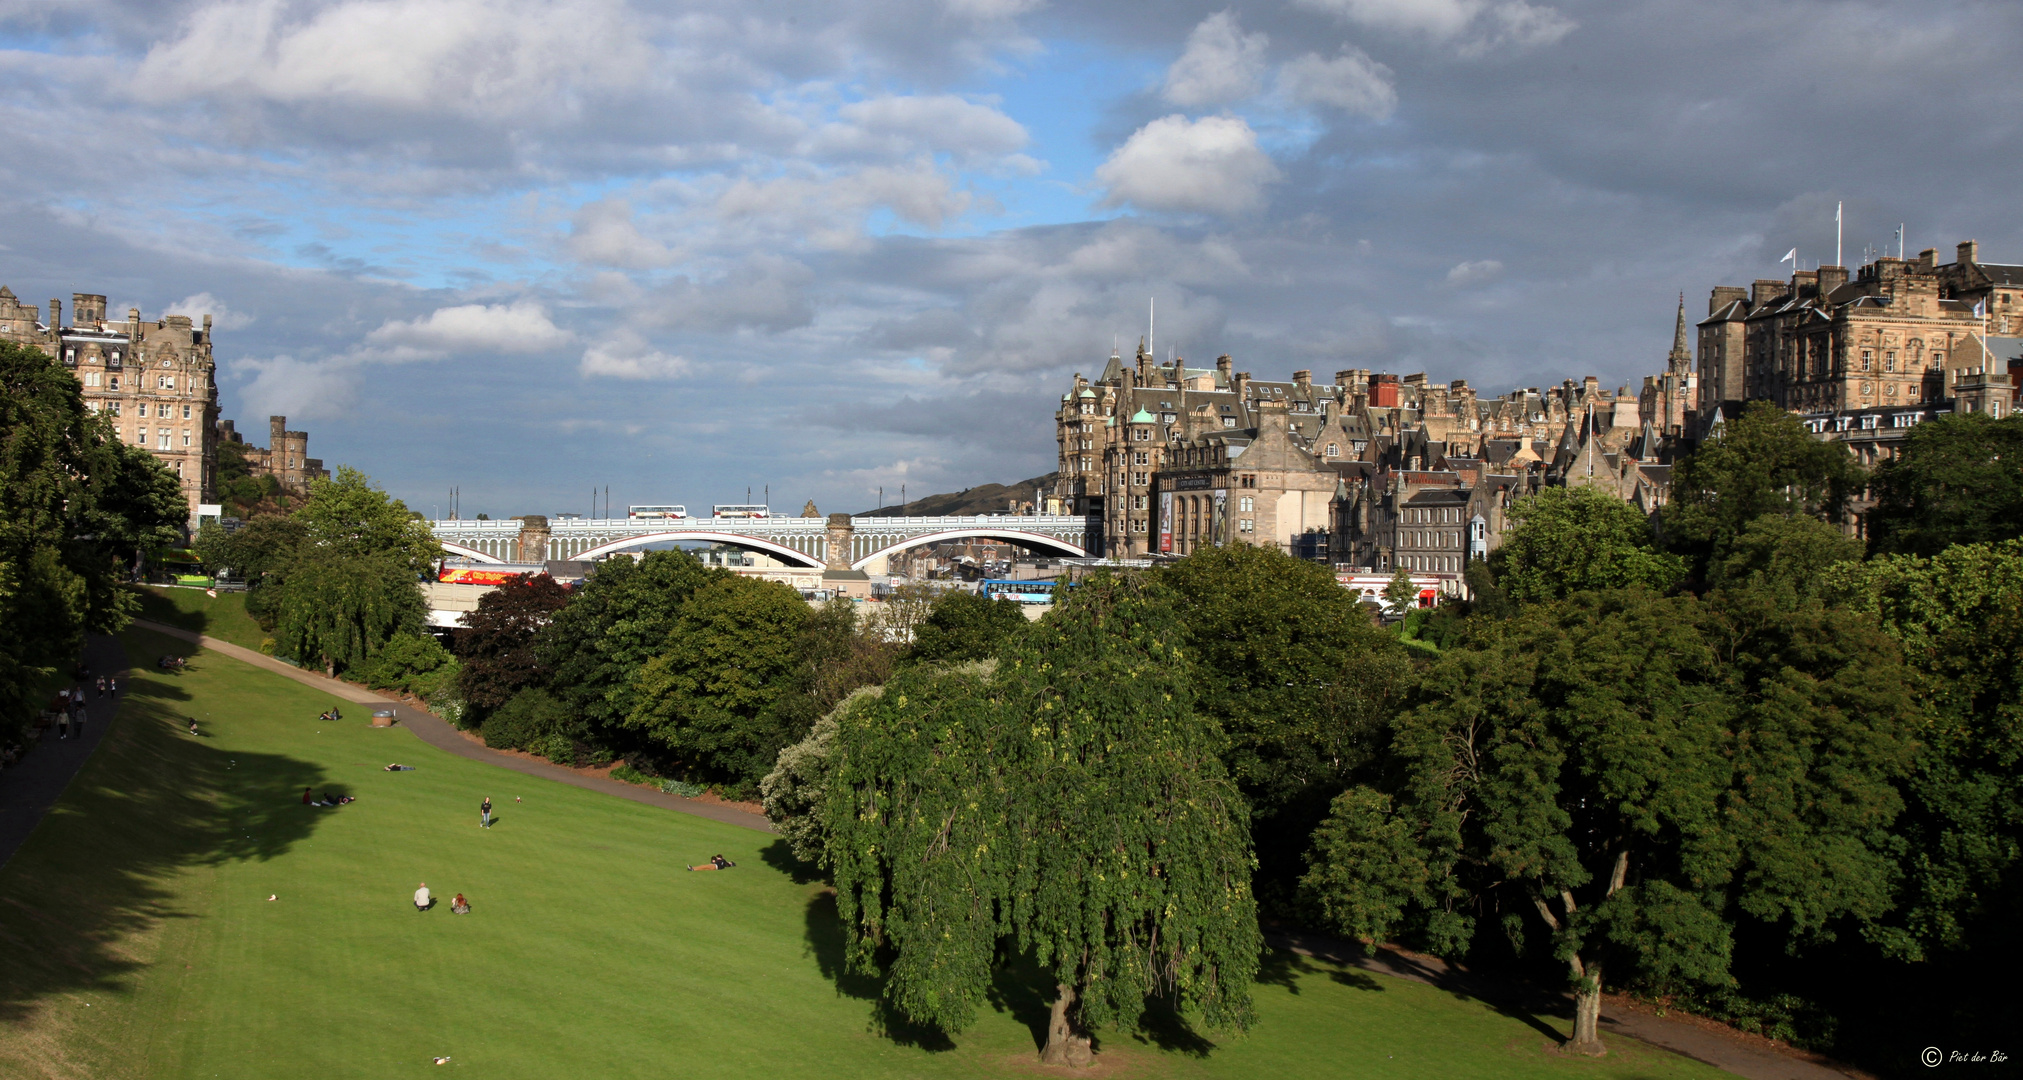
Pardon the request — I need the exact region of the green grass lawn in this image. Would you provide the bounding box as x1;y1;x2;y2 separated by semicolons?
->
0;629;1729;1080
133;586;270;653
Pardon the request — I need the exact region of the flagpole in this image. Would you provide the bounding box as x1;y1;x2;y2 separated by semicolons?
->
1835;201;1842;267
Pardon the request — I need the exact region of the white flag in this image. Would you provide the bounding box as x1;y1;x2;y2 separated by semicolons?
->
1780;248;1797;265
1974;297;1987;319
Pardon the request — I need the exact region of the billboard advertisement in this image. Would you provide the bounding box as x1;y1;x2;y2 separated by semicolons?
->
438;566;529;586
1158;491;1172;553
1211;489;1227;547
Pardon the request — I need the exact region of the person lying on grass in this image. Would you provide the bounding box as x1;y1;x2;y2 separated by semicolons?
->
687;855;736;871
451;894;471;914
384;763;414;771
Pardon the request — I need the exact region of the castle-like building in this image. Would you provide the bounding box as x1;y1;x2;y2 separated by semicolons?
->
0;288;331;525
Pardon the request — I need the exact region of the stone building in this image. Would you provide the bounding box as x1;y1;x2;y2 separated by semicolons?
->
0;289;220;518
1052;331;1688;560
217;415;330;491
1697;241;2023;422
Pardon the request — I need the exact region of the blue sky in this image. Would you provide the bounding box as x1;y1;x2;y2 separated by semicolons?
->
1;0;2018;516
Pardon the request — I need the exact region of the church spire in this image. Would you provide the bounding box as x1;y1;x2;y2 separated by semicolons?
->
1669;292;1691;367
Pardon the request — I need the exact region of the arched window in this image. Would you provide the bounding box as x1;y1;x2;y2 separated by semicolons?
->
1325;443;1340;457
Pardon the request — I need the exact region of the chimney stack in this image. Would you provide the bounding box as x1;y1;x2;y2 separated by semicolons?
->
1292;369;1311;387
1958;240;1980;266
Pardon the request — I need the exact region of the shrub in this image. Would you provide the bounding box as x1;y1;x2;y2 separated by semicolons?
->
762;685;884;866
537;732;576;765
610;764;652;785
363;631;460;699
480;687;573;750
659;778;706;797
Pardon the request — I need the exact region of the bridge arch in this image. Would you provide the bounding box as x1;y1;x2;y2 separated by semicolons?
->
572;531;825;568
851;528;1089;571
438;541;505;564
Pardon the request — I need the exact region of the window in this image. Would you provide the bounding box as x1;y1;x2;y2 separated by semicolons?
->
182;405;192;419
1133;428;1148;441
1239;496;1254;512
157;428;171;450
109;402;120;416
110;351;119;363
1239;518;1254;533
83;371;101;387
182;430;192;446
107;376;118;390
158;375;175;389
1222;417;1236;428
1132;472;1148;486
1132;495;1148;510
1325;443;1339;457
1079;403;1092;415
1885;351;1896;373
1133;519;1148;532
1133;451;1148;465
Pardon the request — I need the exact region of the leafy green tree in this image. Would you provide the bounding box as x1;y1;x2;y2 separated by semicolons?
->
453;573;572;722
906;588;1028;664
1302;589;1916;1055
1823;542;2023;959
1160;544;1412;904
0;341;182;733
1489;485;1685;604
294;465;439;573
272;551;426;676
538;551;725;733
995;574;1260;1064
1708;513;1862;603
361;630;459;700
626;575;809;791
1662;401;1862;580
761;684;886;867
829;575;1259;1066
481;686;579;752
1866;412;2023;556
1382;567;1417;616
195;514;309;628
751;599;900;767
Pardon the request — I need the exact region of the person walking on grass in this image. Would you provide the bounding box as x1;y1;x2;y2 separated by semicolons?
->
480;796;493;829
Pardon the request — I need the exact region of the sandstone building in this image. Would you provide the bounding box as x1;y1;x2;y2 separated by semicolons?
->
218;415;330;491
0;289;220;517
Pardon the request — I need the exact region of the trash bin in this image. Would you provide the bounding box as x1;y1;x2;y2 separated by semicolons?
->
371;708;396;728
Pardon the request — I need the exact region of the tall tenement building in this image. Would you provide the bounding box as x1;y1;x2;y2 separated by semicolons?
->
1696;241;2020;445
0;289;220;518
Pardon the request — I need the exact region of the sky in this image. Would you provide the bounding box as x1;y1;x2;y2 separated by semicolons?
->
2;0;2017;518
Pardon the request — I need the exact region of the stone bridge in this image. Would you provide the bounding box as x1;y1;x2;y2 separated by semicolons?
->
430;514;1100;570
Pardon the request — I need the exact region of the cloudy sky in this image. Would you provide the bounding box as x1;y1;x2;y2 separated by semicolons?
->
2;0;2015;517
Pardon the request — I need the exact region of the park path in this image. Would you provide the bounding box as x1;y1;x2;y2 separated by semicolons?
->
130;620;772;833
0;635;128;869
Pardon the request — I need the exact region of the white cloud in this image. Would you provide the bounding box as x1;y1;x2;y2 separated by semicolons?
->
817;94;1029;162
1292;0;1574;53
1096;115;1280;216
580;330;691;380
1277;48;1397;118
232;354;361;420
710;159;974;248
164;292;255;330
1445;259;1504;285
1163;12;1270;107
366;301;573;354
567;199;677;269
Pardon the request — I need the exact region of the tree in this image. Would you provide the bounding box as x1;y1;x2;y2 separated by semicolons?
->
625;575;810;791
1302;589;1916;1055
750;599;900;772
1707;513;1862;603
1160;544;1412;905
829;575;1261;1066
538;551;725;734
761;684;886;867
0;341;182;733
1662;401;1862;580
1490;486;1686;604
195;514;309;628
293;465;439;573
361;630;459;701
906;588;1028;664
453;573;572;722
1382;568;1417;616
272;550;426;676
1822;542;2023;960
1866;412;2023;556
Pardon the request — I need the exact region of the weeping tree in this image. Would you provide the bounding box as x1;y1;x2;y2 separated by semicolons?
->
826;573;1260;1067
273;551;427;676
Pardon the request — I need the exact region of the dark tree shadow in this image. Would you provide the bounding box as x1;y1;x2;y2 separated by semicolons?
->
800;889;956;1051
0;632;331;1027
1130;994;1218;1058
985;953;1055;1054
1266;933;1570;1046
759;838;825;885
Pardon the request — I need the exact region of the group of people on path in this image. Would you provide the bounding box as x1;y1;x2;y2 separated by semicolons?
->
413;883;471;914
50;676;116;741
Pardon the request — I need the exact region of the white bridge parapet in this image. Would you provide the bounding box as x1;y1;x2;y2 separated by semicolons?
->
430;514;1101;569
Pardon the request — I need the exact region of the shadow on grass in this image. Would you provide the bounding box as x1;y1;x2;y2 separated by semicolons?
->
758;838;825;885
0;630;330;1027
801;888;956;1051
1266;935;1572;1047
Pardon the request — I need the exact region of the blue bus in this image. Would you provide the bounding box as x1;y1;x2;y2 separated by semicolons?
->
980;579;1059;604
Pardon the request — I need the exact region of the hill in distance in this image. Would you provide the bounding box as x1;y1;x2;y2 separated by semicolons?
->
852;473;1058;517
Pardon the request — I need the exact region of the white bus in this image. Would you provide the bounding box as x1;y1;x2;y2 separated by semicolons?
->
712;504;770;518
627;505;688;520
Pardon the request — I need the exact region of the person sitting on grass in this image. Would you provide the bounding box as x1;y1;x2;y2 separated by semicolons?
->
188;719;199;736
302;787;312;805
451;894;471;914
687;854;736;871
414;883;432;912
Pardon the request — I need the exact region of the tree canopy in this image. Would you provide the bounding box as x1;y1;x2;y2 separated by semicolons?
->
1866;412;2023;557
1301;588;1916;1055
454;572;573;721
538;550;725;733
293;465;440;573
905;588;1028;665
1661;401;1862;580
1489;485;1686;604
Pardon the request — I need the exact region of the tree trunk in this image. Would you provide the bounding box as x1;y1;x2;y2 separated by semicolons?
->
1567;962;1606;1056
1039;981;1078;1066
